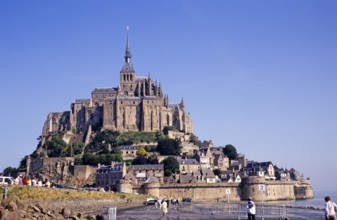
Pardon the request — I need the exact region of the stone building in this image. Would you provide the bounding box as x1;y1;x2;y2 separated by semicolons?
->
41;33;193;143
96;162;126;191
118;145;139;160
177;158;200;174
124;164;164;185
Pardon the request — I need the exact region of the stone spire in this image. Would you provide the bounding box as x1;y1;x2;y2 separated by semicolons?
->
179;97;185;109
159;82;163;97
125;27;131;64
120;27;135;73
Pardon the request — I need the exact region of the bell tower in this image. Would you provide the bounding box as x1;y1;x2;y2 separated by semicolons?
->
119;27;136;96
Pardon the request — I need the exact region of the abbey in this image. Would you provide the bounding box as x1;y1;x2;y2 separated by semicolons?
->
42;34;193;137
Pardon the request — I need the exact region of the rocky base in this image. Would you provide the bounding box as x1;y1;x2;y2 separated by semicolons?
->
0;196;141;220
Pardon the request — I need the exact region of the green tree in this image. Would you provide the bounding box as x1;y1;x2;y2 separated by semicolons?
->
147;153;159;164
86;130;120;153
3;167;17;177
131;156;148;165
189;133;202;147
19;157;27;169
223;144;238;160
157;139;182;155
161;156;180;176
144;145;156;152
111;148;122;155
82;153;99;166
136;147;147;156
155;131;166;141
74;156;82;165
46;136;67;157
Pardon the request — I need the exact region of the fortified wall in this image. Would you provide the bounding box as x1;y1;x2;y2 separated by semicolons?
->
120;176;313;202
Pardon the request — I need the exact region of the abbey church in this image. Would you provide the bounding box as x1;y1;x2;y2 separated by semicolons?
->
42;33;193;139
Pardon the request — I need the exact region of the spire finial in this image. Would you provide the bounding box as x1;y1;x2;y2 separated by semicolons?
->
180;97;185;109
125;26;131;63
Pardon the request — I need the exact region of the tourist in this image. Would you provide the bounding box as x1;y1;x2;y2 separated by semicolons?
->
27;178;31;186
45;179;51;187
19;175;23;185
325;196;337;220
23;177;27;185
14;176;20;185
157;198;162;209
246;197;256;220
31;178;37;186
161;200;168;216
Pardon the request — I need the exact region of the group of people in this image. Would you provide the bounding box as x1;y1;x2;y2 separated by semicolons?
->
14;175;52;187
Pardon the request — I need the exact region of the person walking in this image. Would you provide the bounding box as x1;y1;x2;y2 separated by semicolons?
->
161;200;168;216
246;197;256;220
325;196;337;220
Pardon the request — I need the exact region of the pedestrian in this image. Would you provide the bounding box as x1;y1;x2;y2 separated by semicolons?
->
157;198;162;209
31;178;37;186
325;196;337;220
23;177;27;185
19;175;23;185
45;179;51;187
14;176;20;185
246;197;256;220
161;200;168;216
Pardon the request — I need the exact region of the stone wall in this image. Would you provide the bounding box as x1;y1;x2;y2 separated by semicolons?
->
125;176;313;202
73;165;96;182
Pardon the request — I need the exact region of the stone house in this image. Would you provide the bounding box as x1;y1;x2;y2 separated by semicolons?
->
196;142;214;169
192;168;216;183
177;158;200;174
244;161;276;180
118;145;139;160
213;153;229;171
274;167;291;181
96;162;126;191
124;164;164;185
181;142;199;155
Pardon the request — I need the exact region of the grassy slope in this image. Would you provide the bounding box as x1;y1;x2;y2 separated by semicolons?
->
0;186;147;202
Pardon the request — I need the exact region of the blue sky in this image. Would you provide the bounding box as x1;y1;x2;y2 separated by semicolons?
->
1;1;336;191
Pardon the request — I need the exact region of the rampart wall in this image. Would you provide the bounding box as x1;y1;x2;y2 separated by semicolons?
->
127;177;313;202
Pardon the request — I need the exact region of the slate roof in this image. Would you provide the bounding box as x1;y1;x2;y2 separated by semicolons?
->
128;164;164;171
144;175;159;184
118;145;139;150
97;163;124;174
120;62;135;73
177;158;199;165
75;99;90;103
92;88;118;93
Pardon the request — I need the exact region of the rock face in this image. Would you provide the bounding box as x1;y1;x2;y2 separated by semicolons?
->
0;197;107;220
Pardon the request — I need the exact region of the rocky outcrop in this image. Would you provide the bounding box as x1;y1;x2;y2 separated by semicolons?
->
0;197;107;220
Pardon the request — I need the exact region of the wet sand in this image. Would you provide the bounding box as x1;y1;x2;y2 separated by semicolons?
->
108;202;324;220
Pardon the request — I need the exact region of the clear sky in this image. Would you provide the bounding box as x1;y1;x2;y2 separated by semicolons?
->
0;1;336;191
